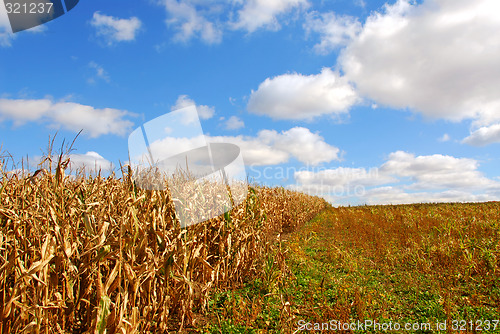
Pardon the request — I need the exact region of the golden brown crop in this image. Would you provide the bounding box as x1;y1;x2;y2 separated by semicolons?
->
0;155;327;333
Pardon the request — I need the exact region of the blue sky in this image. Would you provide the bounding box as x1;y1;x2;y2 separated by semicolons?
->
1;0;500;205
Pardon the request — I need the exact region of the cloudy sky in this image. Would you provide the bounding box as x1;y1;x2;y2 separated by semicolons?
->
1;0;500;205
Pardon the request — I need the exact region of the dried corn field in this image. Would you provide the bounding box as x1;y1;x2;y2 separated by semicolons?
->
0;156;328;333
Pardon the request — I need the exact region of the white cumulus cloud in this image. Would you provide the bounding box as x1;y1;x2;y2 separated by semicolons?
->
295;167;395;188
161;0;223;44
462;124;500;146
231;0;309;33
0;98;135;138
304;11;361;54
338;0;500;129
247;68;359;120
225;116;244;130
137;129;330;167
380;151;495;191
172;95;215;120
209;126;340;166
157;0;313;43
91;12;142;45
209;134;289;166
258;127;339;165
292;150;500;205
68;151;114;172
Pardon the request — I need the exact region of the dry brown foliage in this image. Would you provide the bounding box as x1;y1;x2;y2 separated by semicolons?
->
0;154;327;333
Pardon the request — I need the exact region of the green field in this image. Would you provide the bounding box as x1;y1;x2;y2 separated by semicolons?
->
202;202;500;333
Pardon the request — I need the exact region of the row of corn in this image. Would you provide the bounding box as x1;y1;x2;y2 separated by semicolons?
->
0;158;328;333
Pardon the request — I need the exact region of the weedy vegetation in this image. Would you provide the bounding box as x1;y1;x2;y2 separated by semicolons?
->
204;203;500;333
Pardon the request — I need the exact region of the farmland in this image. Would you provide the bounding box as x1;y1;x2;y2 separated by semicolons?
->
0;154;327;333
204;202;500;333
1;155;500;333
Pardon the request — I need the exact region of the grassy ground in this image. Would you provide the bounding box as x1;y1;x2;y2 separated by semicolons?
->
201;202;500;333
